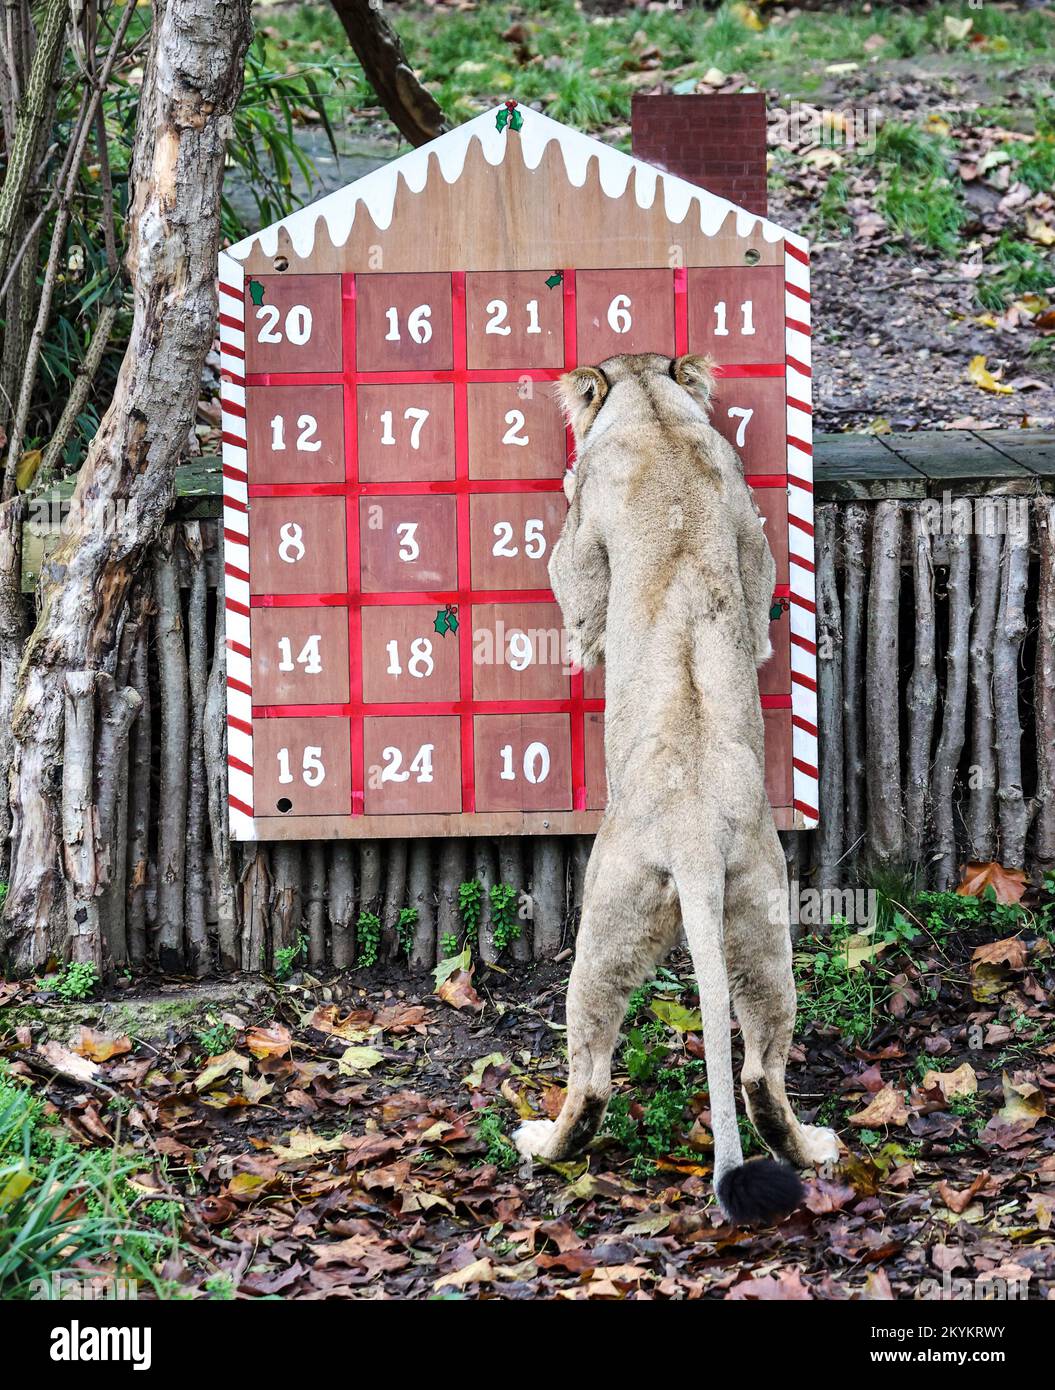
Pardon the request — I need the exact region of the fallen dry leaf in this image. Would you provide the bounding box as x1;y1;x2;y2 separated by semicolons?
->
937;1170;990;1215
848;1084;908;1128
72;1027;132;1063
957;861;1026;903
967;356;1013;395
921;1062;978;1102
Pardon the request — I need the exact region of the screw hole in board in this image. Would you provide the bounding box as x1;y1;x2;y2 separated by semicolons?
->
277;797;293;814
273;255;289;273
743;248;761;266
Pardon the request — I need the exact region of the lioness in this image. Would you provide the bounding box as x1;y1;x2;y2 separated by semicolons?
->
514;353;838;1224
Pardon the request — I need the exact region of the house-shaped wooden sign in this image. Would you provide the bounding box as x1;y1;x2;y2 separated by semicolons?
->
219;103;817;841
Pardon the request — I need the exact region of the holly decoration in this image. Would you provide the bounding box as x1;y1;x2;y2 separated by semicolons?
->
496;100;523;133
545;271;564;289
770;596;790;622
434;604;459;636
248;278;266;306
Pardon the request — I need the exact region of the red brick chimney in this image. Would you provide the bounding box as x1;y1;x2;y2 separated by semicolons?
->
630;93;768;218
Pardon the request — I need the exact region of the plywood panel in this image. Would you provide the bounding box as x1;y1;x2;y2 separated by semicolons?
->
465;271;565;369
248;496;347;596
473;713;573;812
251;608;350;705
471;602;570;701
363;715;462;814
356;383;455;482
469;492;566;591
246;385;345;483
244;274;342;374
467;382;566;480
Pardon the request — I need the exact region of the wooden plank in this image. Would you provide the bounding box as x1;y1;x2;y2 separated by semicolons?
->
982;429;1055;478
242;804;797;839
882;430;1034;484
814;433;926;500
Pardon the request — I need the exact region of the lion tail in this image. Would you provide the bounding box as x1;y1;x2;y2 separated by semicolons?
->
677;876;804;1226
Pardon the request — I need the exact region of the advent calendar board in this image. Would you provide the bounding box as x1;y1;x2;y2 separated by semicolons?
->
219;106;816;841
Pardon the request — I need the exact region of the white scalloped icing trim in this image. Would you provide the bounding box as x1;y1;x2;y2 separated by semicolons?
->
226;105;797;263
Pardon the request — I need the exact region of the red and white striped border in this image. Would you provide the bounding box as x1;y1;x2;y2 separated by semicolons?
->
218;252;256;840
783;234;818;829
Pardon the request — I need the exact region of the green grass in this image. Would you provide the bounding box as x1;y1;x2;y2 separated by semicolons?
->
0;1065;167;1299
262;2;1055;139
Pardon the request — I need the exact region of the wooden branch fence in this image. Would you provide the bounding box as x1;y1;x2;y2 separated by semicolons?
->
13;428;1055;976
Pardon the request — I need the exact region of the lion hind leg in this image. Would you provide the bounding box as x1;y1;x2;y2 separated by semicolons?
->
514;832;677;1164
725;835;840;1172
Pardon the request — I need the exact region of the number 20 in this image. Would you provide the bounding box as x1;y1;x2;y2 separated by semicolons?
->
256;304;313;345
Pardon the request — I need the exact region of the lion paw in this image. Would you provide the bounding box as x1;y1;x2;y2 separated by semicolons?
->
514;1118;557;1161
799;1124;840;1167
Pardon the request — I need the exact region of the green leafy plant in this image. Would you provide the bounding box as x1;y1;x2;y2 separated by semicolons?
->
794;918;888;1043
489;883;521;954
397;907;419;959
196;1023;237;1059
274;933;307;981
53;961;99;1002
475;1109;519;1171
356;911;382;969
440;932;460;958
457;879;483;947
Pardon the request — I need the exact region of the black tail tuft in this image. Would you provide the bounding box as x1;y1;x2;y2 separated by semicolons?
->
717;1158;804;1226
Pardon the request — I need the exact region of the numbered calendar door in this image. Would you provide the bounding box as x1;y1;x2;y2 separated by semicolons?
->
362;716;462;815
244;275;342;374
575;269;675;361
252;717;351;818
248;497;347;597
474;713;573;813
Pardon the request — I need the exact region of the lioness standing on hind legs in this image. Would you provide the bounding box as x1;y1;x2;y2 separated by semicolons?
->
513;352;839;1225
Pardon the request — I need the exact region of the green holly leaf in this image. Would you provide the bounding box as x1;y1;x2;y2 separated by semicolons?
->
433;611;449;635
545;272;563;289
445;610;459;634
248;279;265;307
495;109;509;132
770;602;783;621
510;109;524;132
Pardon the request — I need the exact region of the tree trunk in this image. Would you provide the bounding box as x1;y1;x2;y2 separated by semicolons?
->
408;838;435;971
153;526;189;971
994;516;1029;867
932;533;971;888
904;506;937;863
1035;501;1055;873
531;837;564;958
966;531;1001;861
814;504;844;889
329;843;357;969
329;0;448;147
865;501;903;865
841;504;868;861
0;0;252;973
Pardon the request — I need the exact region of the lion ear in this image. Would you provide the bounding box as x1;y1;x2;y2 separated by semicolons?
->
557;367;609;440
671;353;716;411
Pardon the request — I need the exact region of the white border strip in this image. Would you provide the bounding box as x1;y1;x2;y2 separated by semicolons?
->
218;251;256;841
783;234;818;829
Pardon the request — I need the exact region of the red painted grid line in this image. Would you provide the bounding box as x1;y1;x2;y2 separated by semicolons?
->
253;692;793;718
246;472;788;498
243;362;790;389
673;266;688;357
342;273;365;814
562;269;587;811
451;270;476;814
